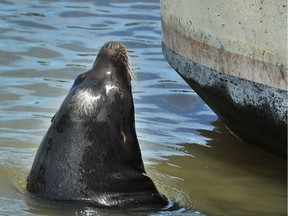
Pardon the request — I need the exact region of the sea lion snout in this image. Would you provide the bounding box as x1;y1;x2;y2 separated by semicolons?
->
98;41;126;61
93;41;133;81
103;41;124;51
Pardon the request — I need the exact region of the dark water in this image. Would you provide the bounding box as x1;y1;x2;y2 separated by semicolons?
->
0;0;286;215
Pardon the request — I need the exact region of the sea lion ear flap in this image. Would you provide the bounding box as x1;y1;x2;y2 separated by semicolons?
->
51;115;55;122
51;113;56;122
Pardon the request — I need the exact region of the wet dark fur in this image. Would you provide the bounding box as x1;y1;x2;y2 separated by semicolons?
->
27;41;168;208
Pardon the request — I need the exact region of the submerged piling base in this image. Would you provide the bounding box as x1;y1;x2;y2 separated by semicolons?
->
162;43;287;158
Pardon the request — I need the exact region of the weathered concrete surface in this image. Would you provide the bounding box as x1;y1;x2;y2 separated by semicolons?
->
160;0;287;157
161;0;287;90
162;43;287;157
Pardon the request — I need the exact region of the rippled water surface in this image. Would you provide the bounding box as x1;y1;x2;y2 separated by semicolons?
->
0;1;286;215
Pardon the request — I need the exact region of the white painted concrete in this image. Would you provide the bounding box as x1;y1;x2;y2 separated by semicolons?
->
161;0;287;90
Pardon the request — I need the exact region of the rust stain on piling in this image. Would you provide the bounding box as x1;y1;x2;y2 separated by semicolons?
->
162;20;287;90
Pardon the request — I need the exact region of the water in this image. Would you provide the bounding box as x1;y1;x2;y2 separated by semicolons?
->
0;0;286;215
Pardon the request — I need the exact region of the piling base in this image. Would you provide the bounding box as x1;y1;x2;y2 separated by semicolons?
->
162;42;287;158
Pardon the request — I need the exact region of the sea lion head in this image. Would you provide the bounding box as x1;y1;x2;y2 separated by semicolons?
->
67;41;134;122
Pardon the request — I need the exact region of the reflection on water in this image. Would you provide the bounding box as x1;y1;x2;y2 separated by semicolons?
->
0;0;286;215
149;120;286;216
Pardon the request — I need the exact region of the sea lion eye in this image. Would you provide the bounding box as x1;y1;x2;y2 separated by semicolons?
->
74;74;86;86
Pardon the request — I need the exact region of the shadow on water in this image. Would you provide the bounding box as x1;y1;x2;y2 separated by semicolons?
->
151;119;287;216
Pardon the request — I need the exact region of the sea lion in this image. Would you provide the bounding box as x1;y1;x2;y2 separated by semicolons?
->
27;41;168;208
